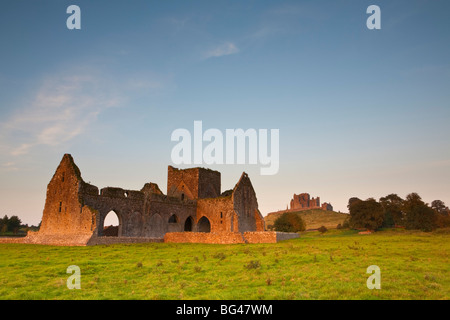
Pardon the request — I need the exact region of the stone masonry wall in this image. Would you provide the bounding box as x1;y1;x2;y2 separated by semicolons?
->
196;196;234;232
167;166;200;200
164;232;245;244
38;154;97;236
232;173;263;232
167;166;221;200
164;231;299;244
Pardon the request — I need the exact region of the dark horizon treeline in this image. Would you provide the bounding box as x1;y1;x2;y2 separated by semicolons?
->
0;215;40;234
347;193;450;232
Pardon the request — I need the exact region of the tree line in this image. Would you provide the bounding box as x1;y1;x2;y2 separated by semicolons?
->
347;193;449;232
0;215;40;235
0;215;23;234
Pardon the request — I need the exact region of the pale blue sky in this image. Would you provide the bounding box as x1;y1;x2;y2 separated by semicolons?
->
1;0;449;225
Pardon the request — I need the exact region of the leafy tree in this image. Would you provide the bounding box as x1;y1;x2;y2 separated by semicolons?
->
274;212;305;232
431;200;448;215
405;204;436;232
403;193;424;212
403;193;436;232
7;215;21;234
0;215;8;230
347;197;362;211
379;194;404;227
349;198;384;231
431;200;450;228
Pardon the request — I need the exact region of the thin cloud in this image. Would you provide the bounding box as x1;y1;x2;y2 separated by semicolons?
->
204;42;239;59
0;161;18;172
0;74;121;157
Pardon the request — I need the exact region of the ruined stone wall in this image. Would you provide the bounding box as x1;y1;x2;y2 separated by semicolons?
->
321;202;333;211
164;231;298;244
242;231;277;243
275;232;300;242
232;173;262;232
38;154;97;236
167;166;199;200
196;196;234;233
167;166;221;200
87;236;163;245
290;193;324;210
164;232;245;244
291;193;311;210
197;167;221;198
81;188;144;237
254;209;265;231
146;197;197;237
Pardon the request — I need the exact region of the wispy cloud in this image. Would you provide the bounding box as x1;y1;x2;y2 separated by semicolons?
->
0;74;121;157
0;161;18;172
203;42;239;59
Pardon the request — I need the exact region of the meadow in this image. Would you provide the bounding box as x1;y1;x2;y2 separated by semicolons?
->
0;228;448;300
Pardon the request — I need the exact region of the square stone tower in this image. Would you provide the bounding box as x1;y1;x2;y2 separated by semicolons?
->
167;166;221;200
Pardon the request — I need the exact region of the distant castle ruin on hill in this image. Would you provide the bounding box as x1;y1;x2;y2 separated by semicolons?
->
266;193;333;218
290;193;333;211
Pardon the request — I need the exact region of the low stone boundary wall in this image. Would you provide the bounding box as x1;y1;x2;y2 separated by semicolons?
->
164;231;299;244
0;233;92;246
1;232;299;245
164;232;245;244
243;231;277;243
87;236;163;245
0;237;27;244
276;232;300;242
244;231;299;243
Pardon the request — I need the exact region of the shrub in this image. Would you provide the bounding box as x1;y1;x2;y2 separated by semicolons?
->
194;266;202;273
244;260;261;270
213;252;226;260
273;212;305;232
318;226;328;234
342;218;350;229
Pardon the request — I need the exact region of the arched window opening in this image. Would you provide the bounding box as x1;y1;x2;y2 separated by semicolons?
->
184;216;193;232
198;216;211;233
103;210;120;237
168;214;178;223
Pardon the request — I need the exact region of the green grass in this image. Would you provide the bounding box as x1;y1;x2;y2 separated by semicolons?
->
0;229;448;300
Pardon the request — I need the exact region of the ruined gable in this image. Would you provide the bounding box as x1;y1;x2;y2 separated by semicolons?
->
39;154;98;237
232;173;264;232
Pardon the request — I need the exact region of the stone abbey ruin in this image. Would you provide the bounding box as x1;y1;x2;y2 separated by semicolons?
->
15;154;298;246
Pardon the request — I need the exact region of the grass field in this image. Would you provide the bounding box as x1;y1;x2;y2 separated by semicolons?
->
0;228;448;300
264;209;348;230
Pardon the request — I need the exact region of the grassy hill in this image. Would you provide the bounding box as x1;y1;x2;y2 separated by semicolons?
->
264;209;349;230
